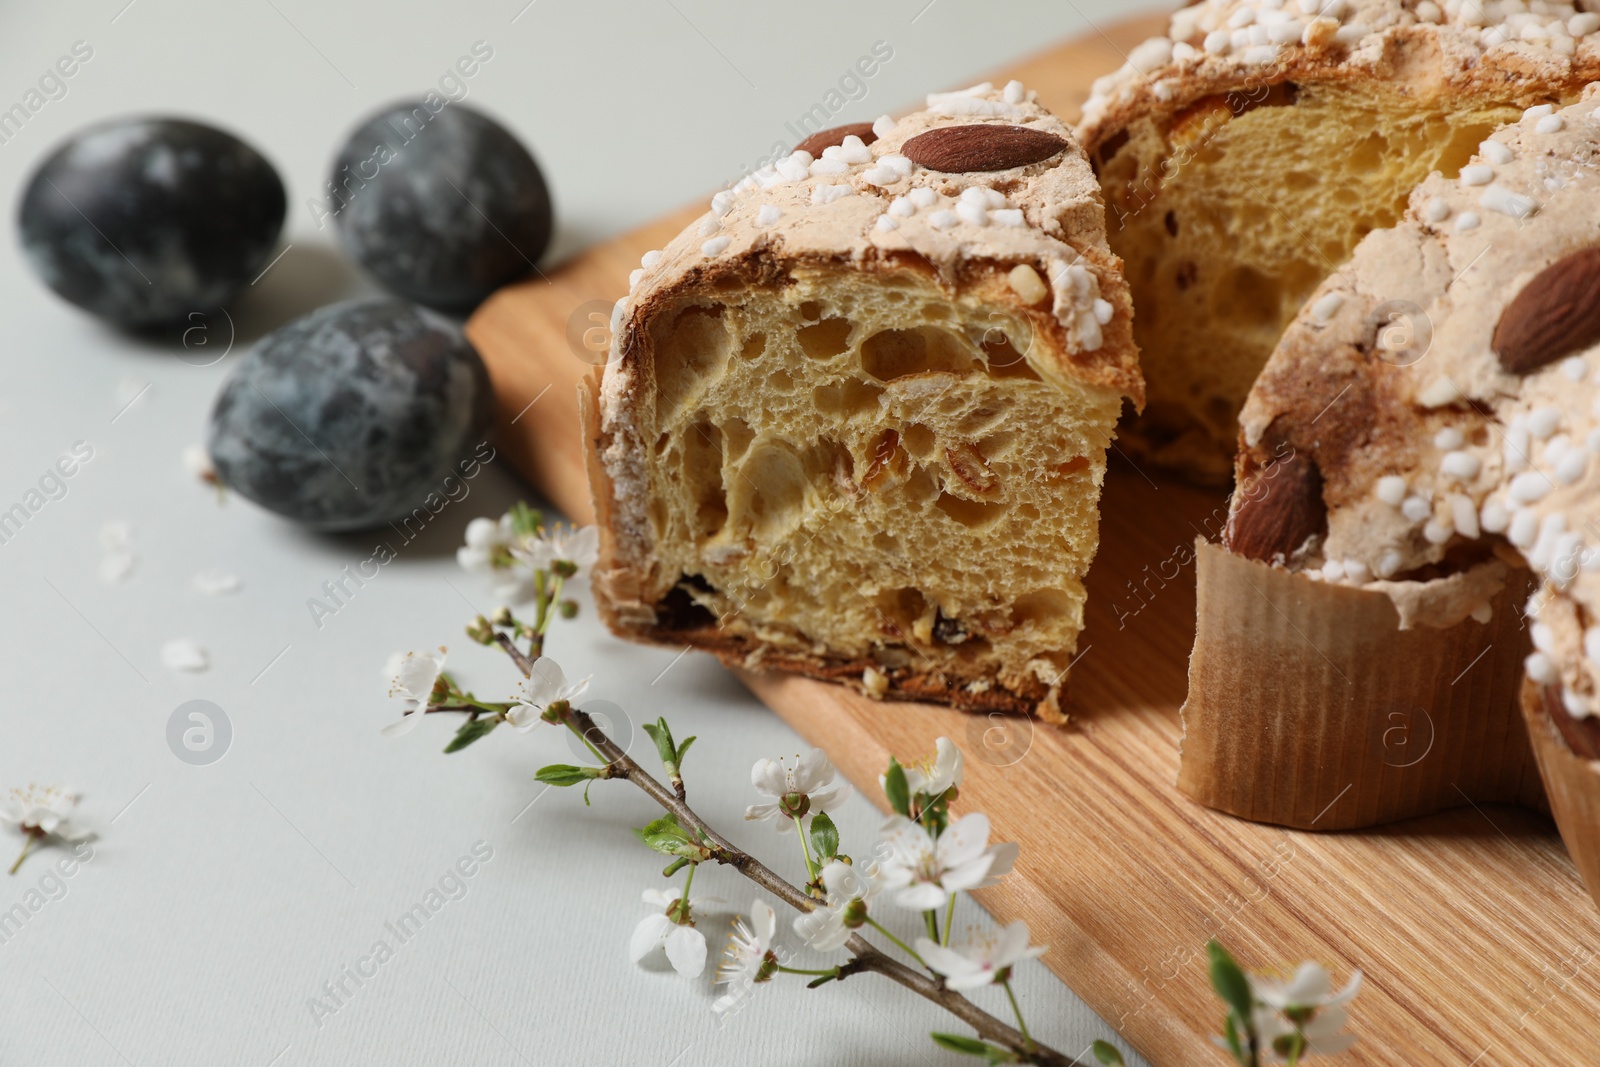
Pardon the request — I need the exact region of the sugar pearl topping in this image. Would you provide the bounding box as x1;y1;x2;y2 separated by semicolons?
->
1078;0;1600;141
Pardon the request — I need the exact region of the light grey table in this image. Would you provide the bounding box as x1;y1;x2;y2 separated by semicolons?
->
0;2;1170;1063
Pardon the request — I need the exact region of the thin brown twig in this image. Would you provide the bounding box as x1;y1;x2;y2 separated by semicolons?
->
483;631;1077;1066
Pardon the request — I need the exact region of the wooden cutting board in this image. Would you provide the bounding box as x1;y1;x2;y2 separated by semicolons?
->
466;14;1600;1065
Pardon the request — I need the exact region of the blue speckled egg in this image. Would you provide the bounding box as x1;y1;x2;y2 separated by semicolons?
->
207;299;495;531
17;117;286;328
330;101;552;311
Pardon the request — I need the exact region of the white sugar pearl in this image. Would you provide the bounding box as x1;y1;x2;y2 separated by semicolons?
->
1533;622;1556;653
1556;450;1589;485
811;184;852;205
1563;356;1588;381
1529;406;1561;439
1093;298;1115;325
990;208;1025;226
1312;292;1344;322
875;215;899;232
1456;212;1481;232
1460;164;1494;186
1440;450;1481;480
872;115;895;139
1425;197;1451;223
1480;497;1510;534
1481;185;1537;219
701;235;731;256
909;187;938;208
1525;104;1556;121
1509;508;1539;547
1479;140;1515;165
809;158;849;177
756;204;782;226
641;250;663;269
698;217;721;237
1003;79;1025;104
1204;29;1231;52
1376;475;1408;506
1434;427;1464;450
1402;495;1433;522
927;210;959;230
1375;549;1404;579
1564;690;1591;719
628;268;644;289
1525;652;1558;685
1538;115;1566;134
1573;12;1600;36
710;190;737;216
955;201;988;226
1510;470;1554;504
1423;518;1454;544
1321;559;1346;582
1505;427;1531;472
888;197;915;218
1451;495;1481;539
1585;627;1600;667
1344;558;1371;584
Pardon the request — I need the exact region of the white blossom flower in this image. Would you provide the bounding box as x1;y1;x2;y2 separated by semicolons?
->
1250;962;1363;1060
712;900;777;1014
383;649;447;736
883;736;963;800
513;523;599;572
876;812;1018;911
456;515;534;601
1;785;92;844
744;749;851;830
793;859;879;951
914;920;1045;990
630;887;716;978
506;656;591;729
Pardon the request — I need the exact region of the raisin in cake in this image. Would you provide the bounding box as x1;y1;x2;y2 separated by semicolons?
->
1079;0;1600;480
585;83;1140;718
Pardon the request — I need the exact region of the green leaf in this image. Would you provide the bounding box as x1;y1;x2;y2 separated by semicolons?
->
1092;1040;1127;1066
633;813;706;859
443;718;498;753
1208;940;1256;1046
884;758;911;817
929;1033;993;1056
1222;1013;1244;1063
809;811;840;863
643;720;677;770
675;735;696;767
536;763;599;787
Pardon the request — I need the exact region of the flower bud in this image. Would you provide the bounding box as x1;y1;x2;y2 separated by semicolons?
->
490;605;515;627
558;599;579;619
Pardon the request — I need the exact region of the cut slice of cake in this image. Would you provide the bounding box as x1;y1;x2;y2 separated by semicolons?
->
585;83;1141;718
1077;0;1600;481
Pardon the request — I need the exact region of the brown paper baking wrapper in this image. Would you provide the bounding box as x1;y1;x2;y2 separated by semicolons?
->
1523;679;1600;911
1180;541;1546;830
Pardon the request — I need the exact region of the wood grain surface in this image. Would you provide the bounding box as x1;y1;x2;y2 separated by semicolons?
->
466;14;1600;1065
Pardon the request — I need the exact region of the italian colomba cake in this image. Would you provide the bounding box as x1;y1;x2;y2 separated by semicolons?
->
587;85;1139;718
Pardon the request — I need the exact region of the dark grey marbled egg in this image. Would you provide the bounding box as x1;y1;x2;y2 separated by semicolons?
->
17;117;286;328
331;101;552;312
207;299;495;531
